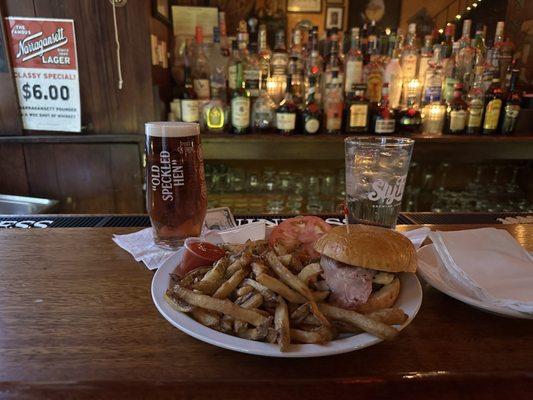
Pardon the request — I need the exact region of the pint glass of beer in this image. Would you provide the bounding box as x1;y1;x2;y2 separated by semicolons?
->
145;122;207;249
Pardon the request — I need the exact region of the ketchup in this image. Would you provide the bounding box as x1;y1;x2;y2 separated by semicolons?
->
178;238;225;276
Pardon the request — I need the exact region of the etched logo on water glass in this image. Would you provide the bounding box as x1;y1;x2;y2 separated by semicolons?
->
367;175;407;205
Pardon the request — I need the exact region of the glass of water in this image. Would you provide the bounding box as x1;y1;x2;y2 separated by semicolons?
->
345;137;414;228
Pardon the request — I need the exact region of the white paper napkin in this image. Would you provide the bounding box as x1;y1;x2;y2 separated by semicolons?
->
113;222;266;271
429;228;533;314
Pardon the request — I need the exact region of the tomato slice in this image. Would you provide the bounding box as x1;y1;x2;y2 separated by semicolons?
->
269;216;332;260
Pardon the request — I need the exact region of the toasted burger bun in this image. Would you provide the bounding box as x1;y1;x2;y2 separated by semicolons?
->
354;277;400;313
313;224;417;273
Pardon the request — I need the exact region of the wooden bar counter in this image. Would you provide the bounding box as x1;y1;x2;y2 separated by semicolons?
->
0;224;532;399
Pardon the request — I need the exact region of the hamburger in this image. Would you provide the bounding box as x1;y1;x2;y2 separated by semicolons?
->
313;224;417;313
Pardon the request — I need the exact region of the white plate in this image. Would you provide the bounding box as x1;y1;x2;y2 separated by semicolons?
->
151;262;423;358
417;244;533;320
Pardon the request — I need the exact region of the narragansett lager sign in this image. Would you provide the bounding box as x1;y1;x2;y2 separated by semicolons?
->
5;17;81;132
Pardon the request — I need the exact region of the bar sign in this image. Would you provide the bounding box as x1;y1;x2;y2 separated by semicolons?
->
4;17;81;132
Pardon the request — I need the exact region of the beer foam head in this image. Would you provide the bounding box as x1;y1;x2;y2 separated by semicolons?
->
145;122;200;137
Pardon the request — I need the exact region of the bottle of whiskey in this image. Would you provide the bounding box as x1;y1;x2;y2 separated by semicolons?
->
323;70;344;134
271;29;289;103
180;42;199;123
501;68;521;134
243;18;261;100
444;83;468;135
344;84;369;133
227;40;241;95
344;27;364;95
400;23;419;81
192;26;211;100
275;75;297;135
230;62;250;134
465;72;485;135
397;92;422;133
371;83;396;135
482;78;503;134
251;78;276;132
301;75;322;135
258;24;271;91
201;86;229;133
305;26;323;106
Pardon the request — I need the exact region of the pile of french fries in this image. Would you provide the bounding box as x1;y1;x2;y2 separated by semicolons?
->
165;240;408;352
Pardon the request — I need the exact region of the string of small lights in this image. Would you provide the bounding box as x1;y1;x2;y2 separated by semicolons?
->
438;0;484;34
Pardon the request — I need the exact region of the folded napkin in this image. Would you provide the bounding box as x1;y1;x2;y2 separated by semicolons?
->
429;228;533;314
113;222;266;271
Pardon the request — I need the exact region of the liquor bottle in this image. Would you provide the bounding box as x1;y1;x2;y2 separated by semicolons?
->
344;27;364;95
275;75;297;135
366;20;378;65
422;46;443;105
323;70;343;134
482;78;503;135
344;84;369;133
501;68;521;134
300;75;322;135
465;72;485;134
504;58;517;93
441;23;455;60
200;86;229;133
400;23;419;81
271;29;289;103
473;24;487;79
323;37;343;102
363;51;384;105
442;42;460;103
287;55;304;106
230;62;250;134
192;26;210;100
305;26;323;106
243;18;260;100
218;11;230;57
290;27;304;73
227;40;241;94
457;20;475;92
444;83;468;134
251;79;276;132
209;27;228;101
495;22;514;84
384;31;403;109
180;47;199;123
397;91;422;133
258;24;272;91
418;35;433;85
360;23;369;63
371;83;396;134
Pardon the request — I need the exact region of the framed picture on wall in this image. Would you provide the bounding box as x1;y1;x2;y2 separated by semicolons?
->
287;0;322;13
325;7;343;30
152;0;171;26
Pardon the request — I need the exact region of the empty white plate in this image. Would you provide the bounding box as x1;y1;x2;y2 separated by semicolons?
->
417;244;533;320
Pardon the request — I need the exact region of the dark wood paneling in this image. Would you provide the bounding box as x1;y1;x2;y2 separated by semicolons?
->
23;143;143;213
109;143;144;213
0;144;29;195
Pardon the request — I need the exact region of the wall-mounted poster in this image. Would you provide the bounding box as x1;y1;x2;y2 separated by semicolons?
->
172;6;219;41
349;0;401;30
4;17;81;132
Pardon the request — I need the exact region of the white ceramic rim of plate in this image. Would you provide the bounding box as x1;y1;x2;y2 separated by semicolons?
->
152;260;423;358
417;244;533;320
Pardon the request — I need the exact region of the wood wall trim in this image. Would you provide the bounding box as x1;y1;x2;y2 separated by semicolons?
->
0;134;143;144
